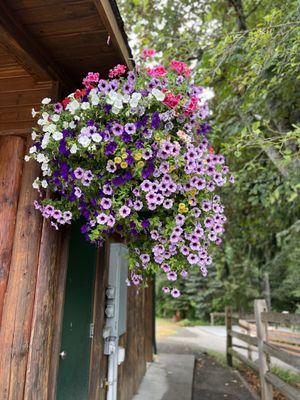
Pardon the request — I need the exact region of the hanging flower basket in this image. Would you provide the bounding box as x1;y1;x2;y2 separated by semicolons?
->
26;49;234;297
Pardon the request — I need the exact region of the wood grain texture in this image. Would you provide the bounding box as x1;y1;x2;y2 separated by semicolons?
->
48;229;70;400
0;140;43;400
24;224;69;400
88;240;109;400
0;136;24;324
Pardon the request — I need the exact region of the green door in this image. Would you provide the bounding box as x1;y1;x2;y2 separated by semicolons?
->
56;221;97;400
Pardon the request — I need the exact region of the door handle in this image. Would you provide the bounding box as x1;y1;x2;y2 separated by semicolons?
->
59;350;67;360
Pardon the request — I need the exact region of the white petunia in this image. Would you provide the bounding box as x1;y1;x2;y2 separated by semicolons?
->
24;155;30;162
36;153;46;163
111;106;121;115
52;114;60;122
41;180;48;188
69;121;76;129
66;100;80;114
70;144;78;154
122;94;130;103
32;108;38;117
201;88;215;101
42;97;51;104
32;178;40;189
91;133;102;143
41;132;50;149
29;146;37;154
44;123;56;133
152;88;165;101
81;102;90;110
129;92;142;108
78;135;91;147
41;162;49;171
90;94;99;106
53;131;63;141
31;131;37;140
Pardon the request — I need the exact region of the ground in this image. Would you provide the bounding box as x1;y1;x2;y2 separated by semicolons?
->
153;319;299;400
156;319;256;400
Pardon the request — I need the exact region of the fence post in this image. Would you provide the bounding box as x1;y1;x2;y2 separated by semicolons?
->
254;299;273;400
246;325;253;361
225;306;233;367
210;313;214;326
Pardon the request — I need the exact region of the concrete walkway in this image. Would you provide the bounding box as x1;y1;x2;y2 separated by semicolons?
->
133;354;195;400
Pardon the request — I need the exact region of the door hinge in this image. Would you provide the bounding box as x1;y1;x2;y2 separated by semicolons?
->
89;322;94;339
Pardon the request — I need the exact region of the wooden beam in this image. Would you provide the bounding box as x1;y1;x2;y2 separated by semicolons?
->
0;139;43;400
93;0;134;70
0;2;74;88
0;136;24;323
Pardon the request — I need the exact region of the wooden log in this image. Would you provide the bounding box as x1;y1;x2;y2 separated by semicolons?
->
255;299;273;400
0;143;43;400
263;342;300;371
23;223;69;400
0;136;24;323
265;372;300;400
226;306;233;367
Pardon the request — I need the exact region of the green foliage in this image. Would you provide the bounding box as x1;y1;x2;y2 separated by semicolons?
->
118;0;300;315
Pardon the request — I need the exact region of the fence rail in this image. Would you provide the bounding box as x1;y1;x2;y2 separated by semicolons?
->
226;300;300;400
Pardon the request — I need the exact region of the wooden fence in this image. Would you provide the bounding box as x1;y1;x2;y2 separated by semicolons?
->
226;299;300;400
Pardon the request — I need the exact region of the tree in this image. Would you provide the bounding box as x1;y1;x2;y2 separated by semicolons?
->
118;0;300;314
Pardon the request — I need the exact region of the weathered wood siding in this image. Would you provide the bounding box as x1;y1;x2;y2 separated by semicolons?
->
118;283;154;400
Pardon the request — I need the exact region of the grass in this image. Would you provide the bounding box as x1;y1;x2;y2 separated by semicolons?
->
206;349;300;387
270;365;300;386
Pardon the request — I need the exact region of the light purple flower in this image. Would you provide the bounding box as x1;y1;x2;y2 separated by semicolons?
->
187;253;199;265
96;213;108;225
124;123;136;134
171;288;181;298
101;197;112;210
74;167;84;179
119;205;131;218
167;271;177;281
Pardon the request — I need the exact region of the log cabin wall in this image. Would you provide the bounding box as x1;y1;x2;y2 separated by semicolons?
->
0;1;152;399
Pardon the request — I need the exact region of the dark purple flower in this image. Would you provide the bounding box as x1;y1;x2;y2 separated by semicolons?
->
135;139;144;149
104;141;117;156
104;104;112;113
59;140;70;156
121;133;132;143
123;171;133;181
151;112;161;129
142;160;155;179
126;155;135;165
141;219;150;229
81;225;88;234
136;115;149;129
112;176;125;186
